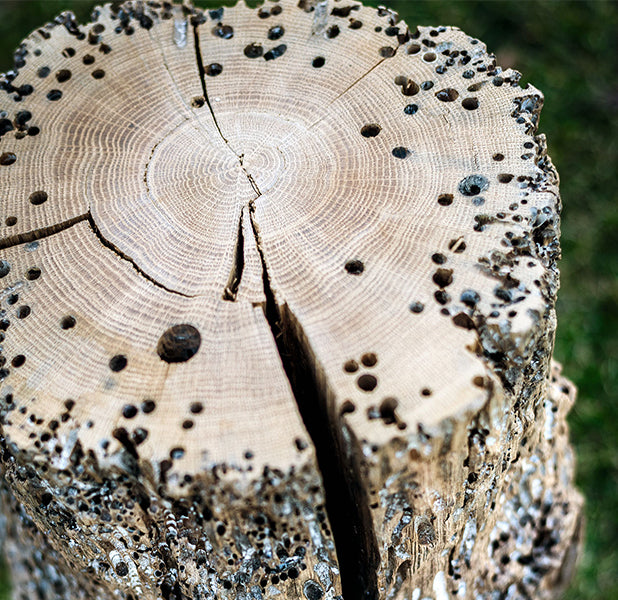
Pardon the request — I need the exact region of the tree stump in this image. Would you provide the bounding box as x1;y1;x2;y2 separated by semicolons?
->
0;1;583;599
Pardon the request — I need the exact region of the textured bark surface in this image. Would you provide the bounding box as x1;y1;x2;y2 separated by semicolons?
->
0;1;582;599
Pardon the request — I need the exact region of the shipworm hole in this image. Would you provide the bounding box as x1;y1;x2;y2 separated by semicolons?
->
357;373;378;392
157;324;201;363
435;88;459;102
16;305;30;319
433;268;453;287
11;355;25;368
462;97;479;110
345;259;364;275
392;146;410;159
29;190;48;205
206;63;223;76
244;43;263;58
361;124;381;137
361;352;378;367
5;217;17;227
459;174;489;196
25;267;41;280
498;173;514;183
190;402;204;414
409;301;424;313
56;69;71;82
60;315;76;330
109;354;127;372
0;152;16;166
404;103;418;115
122;404;138;418
312;56;325;68
344;359;359;373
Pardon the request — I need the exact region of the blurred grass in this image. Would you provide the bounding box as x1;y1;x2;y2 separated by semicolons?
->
0;1;616;598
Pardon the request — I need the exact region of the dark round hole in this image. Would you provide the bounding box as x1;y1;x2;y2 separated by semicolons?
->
462;97;479;110
109;354;128;372
268;25;284;40
435;88;459;102
190;401;204;414
432;253;446;264
56;69;72;83
26;267;41;280
60;315;76;329
423;52;436;62
213;25;234;39
344;359;359;373
360;124;381;138
29;190;48;205
157;324;201;363
392;146;409;159
16;305;31;319
421;388;432;396
11;355;26;368
437;194;453;206
357;373;378;392
83;54;95;65
182;419;194;429
345;260;364;275
433;268;453;287
122;404;138;419
206;63;223;76
91;69;105;79
458;174;489;196
0;152;16;166
0;260;9;278
379;46;396;58
5;217;17;227
407;43;421;54
244;43;263;58
404;103;418;115
47;89;63;101
312;56;325;68
492;153;504;161
361;352;378;367
498;173;514;183
409;301;424;313
141;399;156;413
326;25;340;38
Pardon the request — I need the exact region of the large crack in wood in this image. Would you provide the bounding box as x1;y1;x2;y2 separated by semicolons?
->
190;18;382;594
85;213;191;298
0;214;88;250
248;202;380;600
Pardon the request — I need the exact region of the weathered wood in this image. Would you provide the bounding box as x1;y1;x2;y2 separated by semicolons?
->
0;1;582;599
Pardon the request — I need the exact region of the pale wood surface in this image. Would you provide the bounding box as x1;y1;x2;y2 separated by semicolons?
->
0;1;582;599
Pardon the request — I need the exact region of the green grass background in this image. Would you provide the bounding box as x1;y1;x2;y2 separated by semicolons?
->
0;1;615;598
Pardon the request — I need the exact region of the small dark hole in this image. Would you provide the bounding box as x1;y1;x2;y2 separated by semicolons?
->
432;253;446;264
83;54;95;65
326;25;340;38
340;400;356;415
392;146;409;159
312;56;325;68
498;173;514;183
11;355;25;368
459;174;489;196
16;305;31;319
190;402;204;414
357;373;378;392
56;69;72;83
404;103;418;115
423;52;436;62
26;267;41;280
379;46;396;58
206;63;223;76
421;388;432;396
5;217;17;227
361;124;381;138
0;152;17;166
47;90;62;101
361;352;378;367
141;399;156;413
435;88;459;102
122;404;138;419
462;97;479;110
29;190;48;205
433;268;453;287
92;69;105;79
268;25;285;40
437;194;453;206
182;419;194;430
344;359;359;373
109;354;128;372
61;315;76;329
244;44;263;58
493;153;504;161
409;301;424;313
345;260;364;275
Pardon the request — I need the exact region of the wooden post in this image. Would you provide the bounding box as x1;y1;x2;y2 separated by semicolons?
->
0;1;583;599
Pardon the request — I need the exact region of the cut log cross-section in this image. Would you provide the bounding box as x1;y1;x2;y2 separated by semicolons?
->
0;1;583;599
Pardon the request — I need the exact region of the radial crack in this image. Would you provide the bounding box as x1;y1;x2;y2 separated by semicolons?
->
192;21;228;144
0;214;88;250
247;204;380;600
86;213;191;298
222;211;245;301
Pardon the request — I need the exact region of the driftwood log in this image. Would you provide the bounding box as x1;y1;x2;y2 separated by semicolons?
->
0;1;583;599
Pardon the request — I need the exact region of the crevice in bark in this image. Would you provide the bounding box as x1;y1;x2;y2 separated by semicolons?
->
85;213;191;298
0;214;88;250
247;203;380;600
222;211;245;302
